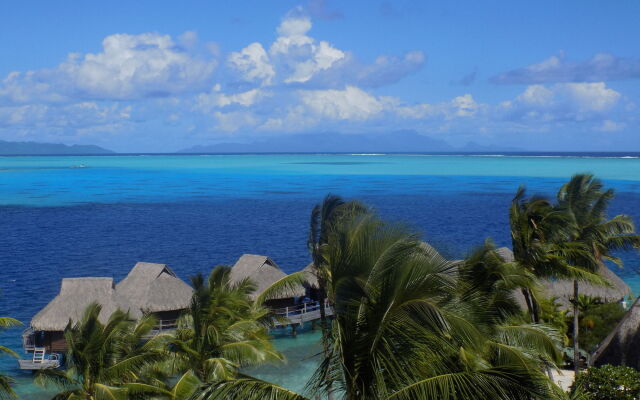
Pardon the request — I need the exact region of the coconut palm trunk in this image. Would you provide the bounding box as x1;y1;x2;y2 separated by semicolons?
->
573;279;579;376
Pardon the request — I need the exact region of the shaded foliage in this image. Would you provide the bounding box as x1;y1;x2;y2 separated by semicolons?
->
0;317;21;399
572;365;640;400
568;302;626;353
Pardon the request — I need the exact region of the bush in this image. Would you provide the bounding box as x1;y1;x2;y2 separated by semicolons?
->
578;302;626;351
572;365;640;400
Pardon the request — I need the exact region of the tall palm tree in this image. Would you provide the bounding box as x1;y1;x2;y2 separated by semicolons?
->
510;187;568;322
35;303;166;399
196;213;563;399
509;186;599;324
307;195;366;397
167;266;283;384
557;174;640;375
0;316;22;399
308;195;366;334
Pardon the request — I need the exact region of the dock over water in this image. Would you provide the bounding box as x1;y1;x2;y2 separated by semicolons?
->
272;301;333;328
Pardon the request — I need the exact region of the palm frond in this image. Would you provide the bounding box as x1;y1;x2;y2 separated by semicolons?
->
190;378;308;400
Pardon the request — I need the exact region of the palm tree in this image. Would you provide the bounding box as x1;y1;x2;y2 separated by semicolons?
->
307;195;367;397
35;303;166;399
459;239;536;323
195;213;563;399
557;173;640;375
509;187;600;324
0;316;22;399
308;195;366;333
167;266;284;385
509;186;569;322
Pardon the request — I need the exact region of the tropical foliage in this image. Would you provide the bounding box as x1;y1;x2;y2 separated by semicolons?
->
555;174;640;373
35;303;167;399
168;266;283;383
195;213;564;400
569;301;626;353
307;195;367;397
572;365;640;400
0;316;21;399
509;187;601;324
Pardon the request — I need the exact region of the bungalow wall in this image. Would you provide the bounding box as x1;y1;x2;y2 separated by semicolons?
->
30;331;66;353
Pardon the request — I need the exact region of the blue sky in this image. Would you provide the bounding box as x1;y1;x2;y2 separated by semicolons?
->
1;0;639;152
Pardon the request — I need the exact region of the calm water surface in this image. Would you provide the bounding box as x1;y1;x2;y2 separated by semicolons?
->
1;154;639;398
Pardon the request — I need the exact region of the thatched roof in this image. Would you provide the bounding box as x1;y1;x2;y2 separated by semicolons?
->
542;264;631;308
590;296;640;369
31;278;118;331
302;263;319;289
115;262;193;318
230;254;305;299
496;247;515;263
499;247;631;309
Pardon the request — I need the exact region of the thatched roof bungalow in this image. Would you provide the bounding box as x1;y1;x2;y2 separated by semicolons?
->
543;264;631;307
115;262;193;321
590;296;640;369
31;278;117;331
26;278;118;353
25;262;193;354
498;247;631;309
301;263;319;289
300;262;324;301
230;254;305;306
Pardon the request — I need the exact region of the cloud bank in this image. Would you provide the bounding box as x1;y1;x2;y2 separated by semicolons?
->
491;53;640;84
0;11;636;151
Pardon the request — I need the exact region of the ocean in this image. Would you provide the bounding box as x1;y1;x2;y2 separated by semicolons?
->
1;153;640;398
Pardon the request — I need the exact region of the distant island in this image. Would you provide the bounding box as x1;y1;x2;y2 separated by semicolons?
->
178;131;521;154
0;140;114;155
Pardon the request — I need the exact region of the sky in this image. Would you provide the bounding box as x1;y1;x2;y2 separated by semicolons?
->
1;0;639;152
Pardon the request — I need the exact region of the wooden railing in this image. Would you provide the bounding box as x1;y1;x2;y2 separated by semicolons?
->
154;319;178;332
271;300;331;319
22;328;36;352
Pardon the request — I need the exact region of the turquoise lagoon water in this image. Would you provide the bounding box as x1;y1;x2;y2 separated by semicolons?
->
1;153;640;398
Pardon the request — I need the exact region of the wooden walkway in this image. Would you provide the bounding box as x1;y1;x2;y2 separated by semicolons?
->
272;301;333;327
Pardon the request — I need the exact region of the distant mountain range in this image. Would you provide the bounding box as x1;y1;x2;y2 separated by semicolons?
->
0;132;521;155
179;131;521;154
0;140;114;155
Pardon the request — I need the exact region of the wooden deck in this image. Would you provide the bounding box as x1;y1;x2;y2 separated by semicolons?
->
272;301;333;327
17;347;61;370
18;359;60;370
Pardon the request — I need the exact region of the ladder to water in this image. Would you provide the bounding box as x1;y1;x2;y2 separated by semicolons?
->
33;348;46;363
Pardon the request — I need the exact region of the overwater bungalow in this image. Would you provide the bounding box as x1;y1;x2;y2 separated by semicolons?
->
301;262;321;300
21;277;118;369
229;254;305;309
20;262;192;370
115;262;193;331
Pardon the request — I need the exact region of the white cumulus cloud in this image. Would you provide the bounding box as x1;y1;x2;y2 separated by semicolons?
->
300;86;383;120
1;32;218;103
501;82;621;123
227;15;423;89
228;43;275;86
